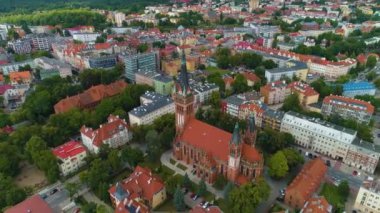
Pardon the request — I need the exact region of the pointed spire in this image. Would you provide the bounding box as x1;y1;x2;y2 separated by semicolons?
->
231;122;240;145
248;114;255;133
179;48;190;94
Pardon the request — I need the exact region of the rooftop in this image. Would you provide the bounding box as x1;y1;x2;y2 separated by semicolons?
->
52;140;86;160
4;195;53;213
323;95;374;114
343;81;376;91
361;177;380;194
129;95;173;118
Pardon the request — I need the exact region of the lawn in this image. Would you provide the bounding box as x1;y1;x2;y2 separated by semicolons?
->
319;183;345;209
177;163;188;171
154;198;177;212
205;66;231;75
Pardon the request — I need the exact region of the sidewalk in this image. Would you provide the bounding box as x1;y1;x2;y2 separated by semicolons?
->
160;150;224;199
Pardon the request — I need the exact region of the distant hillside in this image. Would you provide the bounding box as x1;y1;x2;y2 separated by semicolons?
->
0;0;169;14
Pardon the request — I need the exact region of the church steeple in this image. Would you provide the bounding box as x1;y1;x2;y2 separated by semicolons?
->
230;122;241;145
177;48;190;96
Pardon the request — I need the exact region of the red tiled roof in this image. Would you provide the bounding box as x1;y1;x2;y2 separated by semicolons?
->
0;74;3;82
9;71;31;82
302;196;332;213
179;118;261;163
52;140;86;160
80;114;129;148
54;80;127;113
286;158;327;206
109;166;165;205
242;71;261;83
260;80;287;92
4;195;53;213
114;198;149;213
287;81;319;97
0;85;13;95
323;95;375;114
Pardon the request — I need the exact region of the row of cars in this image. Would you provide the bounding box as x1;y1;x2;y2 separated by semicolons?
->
186;188;213;209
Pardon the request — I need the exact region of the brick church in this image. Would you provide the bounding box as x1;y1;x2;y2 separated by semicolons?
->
173;50;264;185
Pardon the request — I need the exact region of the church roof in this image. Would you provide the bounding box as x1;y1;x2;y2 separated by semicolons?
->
178;118;261;163
230;123;241;145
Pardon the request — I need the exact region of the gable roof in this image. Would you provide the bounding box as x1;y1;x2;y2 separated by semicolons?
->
9;71;31;82
4;195;53;213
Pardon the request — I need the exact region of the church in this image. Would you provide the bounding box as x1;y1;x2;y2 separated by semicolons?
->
173;50;264;185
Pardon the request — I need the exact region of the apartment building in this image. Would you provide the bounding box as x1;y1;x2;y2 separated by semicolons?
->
34;57;72;78
342;81;376;98
135;70;160;87
221;91;263;117
260;80;290;105
122;51;159;82
72;33;101;43
80;114;132;153
322;95;374;124
52;140;87;176
288;81;319;106
281;111;380;173
128;91;174;126
354;177;380;213
8;39;32;54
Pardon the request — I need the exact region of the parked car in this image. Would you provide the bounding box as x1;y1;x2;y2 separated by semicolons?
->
192;194;199;201
352;170;358;176
326;160;331;167
202;202;210;208
50;188;58;195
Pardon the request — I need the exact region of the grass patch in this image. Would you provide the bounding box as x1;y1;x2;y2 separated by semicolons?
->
320;183;345;210
205;66;231;75
269;204;285;213
177;163;187;171
154;198;177;212
170;158;176;165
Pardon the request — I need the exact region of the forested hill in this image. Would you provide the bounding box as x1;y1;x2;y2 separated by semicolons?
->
0;0;169;14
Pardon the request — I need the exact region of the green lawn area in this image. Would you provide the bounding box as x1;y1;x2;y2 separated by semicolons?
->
269;204;285;213
205;66;231;75
169;158;176;165
154;198;177;212
319;183;345;210
177;163;188;171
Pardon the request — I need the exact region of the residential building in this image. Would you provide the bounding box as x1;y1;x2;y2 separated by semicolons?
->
265;60;309;82
114;12;126;27
190;205;223;213
72;33;101;43
288;81;319;106
354;177;380;213
52;140;87;176
39;69;60;80
262;108;284;131
260;81;290;105
238;102;265;127
322;95;374;124
221;91;263;117
9;71;32;86
3;88;25;109
308;58;356;79
135;70;160;87
54;80;127;113
191;81;219;106
34;57;72;78
173;51;263;184
88;55;117;69
153;74;174;96
80;114;132;153
0;85;13;97
249;0;259;12
122;51;159;82
0;60;35;75
4;195;53;213
281;111;380;173
108;166;166;212
8;39;32;54
128;91;175;126
300;196;332;213
342;81;376;98
27;33;52;51
285;158;327;209
0;74;3;85
241;71;261;86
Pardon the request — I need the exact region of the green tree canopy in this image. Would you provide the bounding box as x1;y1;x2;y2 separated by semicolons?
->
268;151;289;179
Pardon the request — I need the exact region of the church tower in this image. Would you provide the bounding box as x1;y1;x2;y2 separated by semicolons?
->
173;49;194;133
227;123;243;182
243;114;257;147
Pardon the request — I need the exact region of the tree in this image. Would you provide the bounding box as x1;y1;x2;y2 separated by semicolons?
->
173;186;186;211
228;179;270;213
268;151;289;179
209;91;221;108
0;143;20;177
107;150;121;172
146;130;162;162
366;55;377;69
263;60;278;69
82;202;97;213
137;43;148;53
223;181;235;200
96;205;108;213
257;128;295;154
182;173;192;189
213;175;228;190
25;136;48;163
282;148;304;168
338;181;350;201
0;174;27;209
197;179;207;196
232;74;249;94
122;147;144;168
65;182;79;201
281;93;302;112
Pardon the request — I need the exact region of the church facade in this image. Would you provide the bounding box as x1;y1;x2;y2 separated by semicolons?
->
173;50;264;184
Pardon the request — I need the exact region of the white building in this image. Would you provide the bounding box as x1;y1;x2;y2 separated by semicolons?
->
72;33;101;43
307;58;357;79
52;140;87;176
0;60;35;75
80;114;132;154
281;111;380;174
34;57;72;78
354;177;380;213
128;91;174;126
115;12;126;27
191;82;219;106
